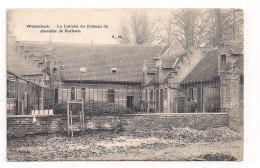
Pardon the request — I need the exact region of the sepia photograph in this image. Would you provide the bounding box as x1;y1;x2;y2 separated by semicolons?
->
6;8;244;161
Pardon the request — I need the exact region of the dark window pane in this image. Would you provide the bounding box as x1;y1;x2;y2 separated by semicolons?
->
150;89;153;102
71;92;75;101
70;87;76;101
107;88;114;103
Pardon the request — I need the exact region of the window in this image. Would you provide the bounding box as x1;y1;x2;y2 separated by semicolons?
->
220;54;226;70
189;88;194;99
70;86;76;101
80;67;86;73
36;87;44;110
7;80;16;98
7;80;16;112
107;88;115;103
164;88;167;99
81;87;86;101
111;68;117;73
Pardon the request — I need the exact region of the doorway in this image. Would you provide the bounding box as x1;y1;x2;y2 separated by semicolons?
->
55;88;59;103
160;89;164;112
155;89;159;112
127;96;133;109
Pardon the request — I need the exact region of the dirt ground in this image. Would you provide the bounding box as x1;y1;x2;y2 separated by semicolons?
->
7;127;243;161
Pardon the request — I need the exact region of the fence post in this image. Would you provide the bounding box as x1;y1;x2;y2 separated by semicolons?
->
16;76;19;115
67;98;70;135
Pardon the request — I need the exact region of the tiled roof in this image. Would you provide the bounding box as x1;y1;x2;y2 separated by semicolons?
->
181;49;219;84
146;63;157;74
234;56;243;72
18;42;164;83
162;57;178;69
57;44;163;83
144;41;186;85
181;47;244;84
230;41;243;55
160;44;171;55
147;75;156;85
7;45;44;76
154;40;186;58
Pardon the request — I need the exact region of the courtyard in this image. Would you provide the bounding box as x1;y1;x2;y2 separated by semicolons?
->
7;127;243;161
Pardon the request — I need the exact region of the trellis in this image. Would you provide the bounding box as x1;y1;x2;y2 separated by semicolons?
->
67;98;85;136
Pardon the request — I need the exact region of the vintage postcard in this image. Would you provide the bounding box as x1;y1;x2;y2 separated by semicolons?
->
6;8;243;161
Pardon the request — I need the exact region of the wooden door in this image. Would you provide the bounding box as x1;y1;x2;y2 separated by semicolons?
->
178;97;185;113
127;96;133;109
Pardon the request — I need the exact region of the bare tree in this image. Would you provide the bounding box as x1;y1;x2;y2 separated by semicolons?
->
229;9;244;40
120;9;243;47
210;9;244;46
169;9;213;49
119;12;157;45
119;20;131;44
155;16;176;45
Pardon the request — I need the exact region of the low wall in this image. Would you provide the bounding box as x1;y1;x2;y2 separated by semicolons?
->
7;113;229;137
86;113;229;131
7;115;67;137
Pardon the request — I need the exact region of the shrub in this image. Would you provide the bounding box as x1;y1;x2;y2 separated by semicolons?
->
201;153;237;161
84;101;135;115
53;100;144;115
53;102;67;114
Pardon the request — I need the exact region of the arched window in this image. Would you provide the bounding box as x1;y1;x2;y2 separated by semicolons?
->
220;54;226;70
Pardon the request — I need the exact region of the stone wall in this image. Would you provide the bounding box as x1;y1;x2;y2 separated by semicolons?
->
220;67;243;131
7;113;229;137
85;113;229;131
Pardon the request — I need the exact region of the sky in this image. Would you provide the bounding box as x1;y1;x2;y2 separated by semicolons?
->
8;9;171;44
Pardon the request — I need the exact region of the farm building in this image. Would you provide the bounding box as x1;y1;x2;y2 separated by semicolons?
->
141;40;243;115
8;38;189;114
141;40;187;113
180;41;243;114
53;43;164;112
7;35;243;119
6;37;244;133
141;40;209;113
